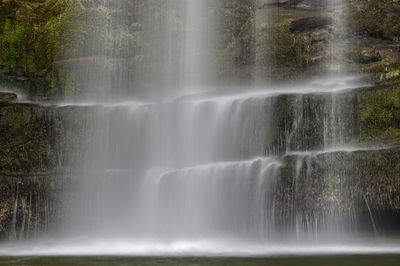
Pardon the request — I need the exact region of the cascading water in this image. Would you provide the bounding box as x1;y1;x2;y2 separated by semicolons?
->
63;0;364;244
3;0;399;257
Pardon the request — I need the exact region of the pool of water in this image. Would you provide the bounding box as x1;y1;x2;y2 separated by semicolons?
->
1;255;400;266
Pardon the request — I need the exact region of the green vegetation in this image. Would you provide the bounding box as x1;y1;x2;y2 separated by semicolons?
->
380;70;400;81
0;0;72;78
0;0;144;98
0;102;92;174
352;0;400;41
359;86;400;142
0;104;55;172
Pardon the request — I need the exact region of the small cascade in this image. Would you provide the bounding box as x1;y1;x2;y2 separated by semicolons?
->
19;196;27;239
26;194;32;238
152;157;281;241
363;194;378;236
9;184;19;240
1;175;63;242
289;151;352;240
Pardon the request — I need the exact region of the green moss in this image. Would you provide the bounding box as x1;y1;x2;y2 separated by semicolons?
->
0;104;53;173
359;86;400;141
0;19;30;75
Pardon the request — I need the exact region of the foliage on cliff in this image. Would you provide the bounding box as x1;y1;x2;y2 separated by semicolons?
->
0;0;145;98
0;103;58;173
0;0;73;78
351;0;400;41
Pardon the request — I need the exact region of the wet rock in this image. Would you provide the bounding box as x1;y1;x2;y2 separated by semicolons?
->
0;92;17;102
290;16;333;33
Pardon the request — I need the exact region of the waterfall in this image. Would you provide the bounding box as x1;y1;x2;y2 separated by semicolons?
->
1;0;399;257
183;0;207;88
46;0;375;253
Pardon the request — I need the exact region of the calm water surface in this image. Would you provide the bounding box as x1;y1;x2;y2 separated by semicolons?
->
1;255;400;266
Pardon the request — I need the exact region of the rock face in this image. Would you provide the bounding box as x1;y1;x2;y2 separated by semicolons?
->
219;0;400;82
271;91;359;153
270;82;400;152
0;173;65;240
1;0;399;96
275;147;400;235
0;101;91;240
